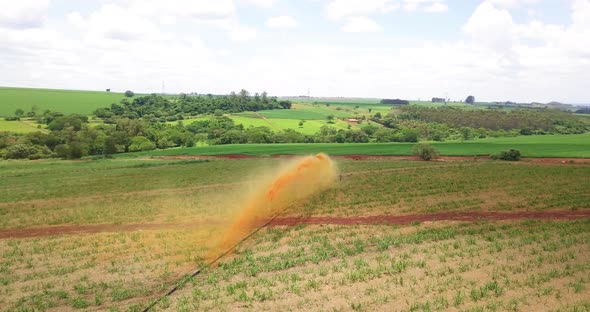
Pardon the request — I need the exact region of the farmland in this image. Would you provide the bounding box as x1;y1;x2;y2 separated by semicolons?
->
0;157;589;311
1;89;590;312
0;120;46;134
120;133;590;158
0;87;128;116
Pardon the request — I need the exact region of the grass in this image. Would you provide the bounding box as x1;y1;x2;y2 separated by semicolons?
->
230;115;353;135
0;157;588;310
118;133;590;158
0;119;47;133
0;87;127;116
238;104;355;120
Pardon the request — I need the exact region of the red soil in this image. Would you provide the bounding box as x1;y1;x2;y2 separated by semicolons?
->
151;154;590;164
2;210;588;240
270;210;590;226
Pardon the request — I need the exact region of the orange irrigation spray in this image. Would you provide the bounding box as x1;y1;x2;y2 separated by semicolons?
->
145;154;336;311
206;153;338;261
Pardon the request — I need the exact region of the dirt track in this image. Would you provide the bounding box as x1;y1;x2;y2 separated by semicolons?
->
1;210;588;240
151;154;590;164
269;210;590;226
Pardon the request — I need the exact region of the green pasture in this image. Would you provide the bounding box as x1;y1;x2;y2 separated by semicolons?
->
120;133;590;158
0;87;127;116
230;115;353;135
0;119;46;133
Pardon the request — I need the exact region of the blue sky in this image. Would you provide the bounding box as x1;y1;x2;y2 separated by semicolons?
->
0;0;589;103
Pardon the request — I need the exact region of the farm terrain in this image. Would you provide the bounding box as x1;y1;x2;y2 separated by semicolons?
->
121;133;590;158
0;156;589;311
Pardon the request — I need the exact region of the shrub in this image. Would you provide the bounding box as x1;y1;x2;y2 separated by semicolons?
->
413;143;440;161
129;136;156;152
491;149;521;161
3;144;38;159
55;142;86;159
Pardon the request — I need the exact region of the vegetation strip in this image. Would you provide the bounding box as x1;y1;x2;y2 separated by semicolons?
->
141;215;278;312
270;210;590;226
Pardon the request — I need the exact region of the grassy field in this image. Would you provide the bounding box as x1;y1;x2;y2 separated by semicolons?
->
0;87;127;116
119;133;590;158
0;157;588;311
230;114;353;135
0;119;46;133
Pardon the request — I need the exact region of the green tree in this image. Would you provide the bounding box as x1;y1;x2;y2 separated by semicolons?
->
14;109;24;117
125;90;135;97
3;144;38;159
129;136;156;152
326;115;335;124
47;114;88;131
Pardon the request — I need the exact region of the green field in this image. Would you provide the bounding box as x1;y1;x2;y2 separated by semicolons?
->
119;133;590;158
0;87;127;116
230;114;353;135
0;119;46;133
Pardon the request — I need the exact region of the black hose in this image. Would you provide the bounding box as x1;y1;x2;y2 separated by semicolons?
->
142;215;278;311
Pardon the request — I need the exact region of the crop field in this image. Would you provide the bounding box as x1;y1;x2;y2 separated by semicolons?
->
0;87;127;116
121;133;590;158
166;220;590;311
0;157;588;311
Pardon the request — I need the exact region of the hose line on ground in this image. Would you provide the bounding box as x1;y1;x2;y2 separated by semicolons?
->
142;215;279;312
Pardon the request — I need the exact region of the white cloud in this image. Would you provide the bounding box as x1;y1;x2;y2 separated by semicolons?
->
326;0;397;20
228;25;258;42
404;0;447;12
66;12;85;28
424;2;448;13
0;0;51;29
244;0;277;8
265;16;299;28
463;2;516;52
133;0;236;20
84;4;157;43
487;0;541;9
325;0;447;23
341;17;382;33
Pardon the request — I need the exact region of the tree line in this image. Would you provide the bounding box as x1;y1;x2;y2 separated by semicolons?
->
94;90;291;123
0;113;423;160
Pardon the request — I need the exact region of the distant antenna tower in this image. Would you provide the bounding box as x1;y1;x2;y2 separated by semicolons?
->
162;81;165;95
307;88;311;102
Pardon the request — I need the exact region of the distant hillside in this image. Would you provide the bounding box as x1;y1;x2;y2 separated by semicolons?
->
0;87;128;116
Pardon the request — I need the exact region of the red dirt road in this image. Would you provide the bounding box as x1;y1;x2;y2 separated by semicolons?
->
270;210;590;226
1;210;589;240
151;154;590;164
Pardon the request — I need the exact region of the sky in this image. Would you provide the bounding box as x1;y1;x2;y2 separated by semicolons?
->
0;0;589;103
